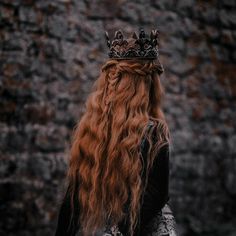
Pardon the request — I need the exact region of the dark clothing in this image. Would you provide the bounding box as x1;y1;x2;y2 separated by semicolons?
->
54;121;170;236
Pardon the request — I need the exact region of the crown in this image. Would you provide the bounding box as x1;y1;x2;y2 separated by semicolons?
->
104;28;160;60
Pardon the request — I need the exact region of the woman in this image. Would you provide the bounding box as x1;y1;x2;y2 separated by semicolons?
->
54;28;174;236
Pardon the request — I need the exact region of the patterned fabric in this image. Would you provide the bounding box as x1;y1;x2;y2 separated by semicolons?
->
102;225;124;236
76;224;123;236
87;204;177;236
141;204;178;236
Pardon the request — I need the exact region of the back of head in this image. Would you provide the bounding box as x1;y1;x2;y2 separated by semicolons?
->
66;30;170;236
99;58;165;120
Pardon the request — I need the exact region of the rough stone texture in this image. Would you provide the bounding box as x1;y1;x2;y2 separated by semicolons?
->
0;0;236;235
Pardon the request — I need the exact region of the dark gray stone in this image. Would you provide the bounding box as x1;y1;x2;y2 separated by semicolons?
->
19;6;38;24
47;15;68;39
152;0;175;10
220;9;236;27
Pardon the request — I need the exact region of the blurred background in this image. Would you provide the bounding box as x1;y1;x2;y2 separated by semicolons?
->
0;0;236;235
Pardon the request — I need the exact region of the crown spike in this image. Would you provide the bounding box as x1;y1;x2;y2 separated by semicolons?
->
152;29;159;39
114;30;123;40
104;31;111;48
150;30;154;40
132;32;138;39
139;28;146;39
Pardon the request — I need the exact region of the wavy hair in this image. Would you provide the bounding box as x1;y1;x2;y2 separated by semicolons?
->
66;59;170;236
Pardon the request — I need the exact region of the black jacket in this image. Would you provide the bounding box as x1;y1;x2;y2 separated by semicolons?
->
54;121;170;236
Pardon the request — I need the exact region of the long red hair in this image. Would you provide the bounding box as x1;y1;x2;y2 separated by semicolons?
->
66;59;169;235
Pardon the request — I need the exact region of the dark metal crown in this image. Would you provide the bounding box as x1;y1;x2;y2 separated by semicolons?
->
104;28;160;60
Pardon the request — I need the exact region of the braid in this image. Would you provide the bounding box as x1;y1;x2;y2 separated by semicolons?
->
101;59;163;113
102;61;121;113
116;61;164;76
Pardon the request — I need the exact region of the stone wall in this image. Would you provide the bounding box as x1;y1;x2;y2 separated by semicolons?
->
0;0;236;235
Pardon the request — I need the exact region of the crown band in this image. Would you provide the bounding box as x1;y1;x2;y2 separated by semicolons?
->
105;28;160;60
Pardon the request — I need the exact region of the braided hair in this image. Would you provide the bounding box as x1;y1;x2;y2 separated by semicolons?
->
101;59;164;116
